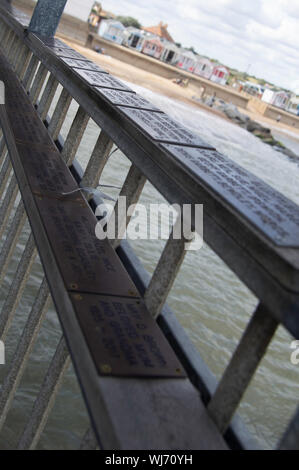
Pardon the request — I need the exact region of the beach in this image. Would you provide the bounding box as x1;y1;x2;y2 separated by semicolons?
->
58;36;299;144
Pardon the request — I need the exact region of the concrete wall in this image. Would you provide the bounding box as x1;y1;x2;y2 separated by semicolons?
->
264;105;299;129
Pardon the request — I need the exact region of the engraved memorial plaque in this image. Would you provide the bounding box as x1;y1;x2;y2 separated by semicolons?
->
35;196;140;297
120;108;215;148
73;68;132;91
71;293;186;378
161;144;299;247
41;37;73;49
15;143;78;194
98;88;161;111
60;57;107;73
8;111;54;149
51;47;90;61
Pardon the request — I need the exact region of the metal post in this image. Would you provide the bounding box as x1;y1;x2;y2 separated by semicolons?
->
111;164;146;249
60;106;89;164
144;215;190;319
18;336;71;450
28;0;68;38
0;234;37;341
207;303;278;434
81;131;113;187
0;278;50;432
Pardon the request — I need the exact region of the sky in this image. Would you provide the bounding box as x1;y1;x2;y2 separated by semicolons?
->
62;0;299;93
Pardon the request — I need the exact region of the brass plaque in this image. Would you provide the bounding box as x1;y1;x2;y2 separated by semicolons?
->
71;293;186;378
98;88;161;111
73;68;132;91
35;195;140;298
7;110;54;149
120;108;215;148
60;57;107;73
162;144;299;247
15;142;78;194
51;47;90;61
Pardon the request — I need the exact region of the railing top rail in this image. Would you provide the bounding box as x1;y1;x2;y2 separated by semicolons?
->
0;4;298;343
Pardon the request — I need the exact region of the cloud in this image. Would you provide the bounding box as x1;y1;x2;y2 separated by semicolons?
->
65;0;299;92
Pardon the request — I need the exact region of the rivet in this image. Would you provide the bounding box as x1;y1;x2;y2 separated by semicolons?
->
73;294;83;301
100;364;112;374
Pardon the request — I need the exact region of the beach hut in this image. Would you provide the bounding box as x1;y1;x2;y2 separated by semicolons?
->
194;57;214;80
160;40;180;65
98;19;125;45
122;27;145;50
287;96;299;115
141;36;164;59
210;65;229;85
262;89;290;110
176;49;197;73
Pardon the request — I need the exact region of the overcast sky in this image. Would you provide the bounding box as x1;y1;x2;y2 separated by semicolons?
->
63;0;299;93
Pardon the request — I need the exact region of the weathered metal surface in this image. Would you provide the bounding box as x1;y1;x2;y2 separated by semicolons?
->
15;141;77;193
6;110;54;148
60;57;107;73
38;36;73;49
120;108;214;148
98;88;161;111
35;195;140;298
74;68;132;91
71;292;186;378
162;145;299;247
28;0;68;38
50;47;90;61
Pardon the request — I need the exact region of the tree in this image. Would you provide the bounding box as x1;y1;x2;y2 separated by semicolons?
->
116;16;141;29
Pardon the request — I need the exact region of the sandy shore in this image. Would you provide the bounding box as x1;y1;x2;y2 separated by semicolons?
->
59;36;299;142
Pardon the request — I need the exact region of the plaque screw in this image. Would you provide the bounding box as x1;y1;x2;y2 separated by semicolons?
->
128;289;136;296
73;294;83;301
100;364;112;374
70;283;78;290
176;368;181;374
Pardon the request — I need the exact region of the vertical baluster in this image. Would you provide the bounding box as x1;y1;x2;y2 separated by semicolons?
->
6;33;17;62
29;64;48;105
2;29;14;53
18;49;32;80
111;164;146;249
60;106;89;164
144;214;191;319
37;74;59;121
0;202;26;285
0;24;9;43
0;175;19;239
18;336;71;450
81;130;113;187
0;154;12;199
207;303;278;434
0;234;37;341
22;55;39;92
9;36;21;67
0;278;50;432
12;43;26;72
47;88;72;141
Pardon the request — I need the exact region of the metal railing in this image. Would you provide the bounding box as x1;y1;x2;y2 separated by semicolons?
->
0;3;298;450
